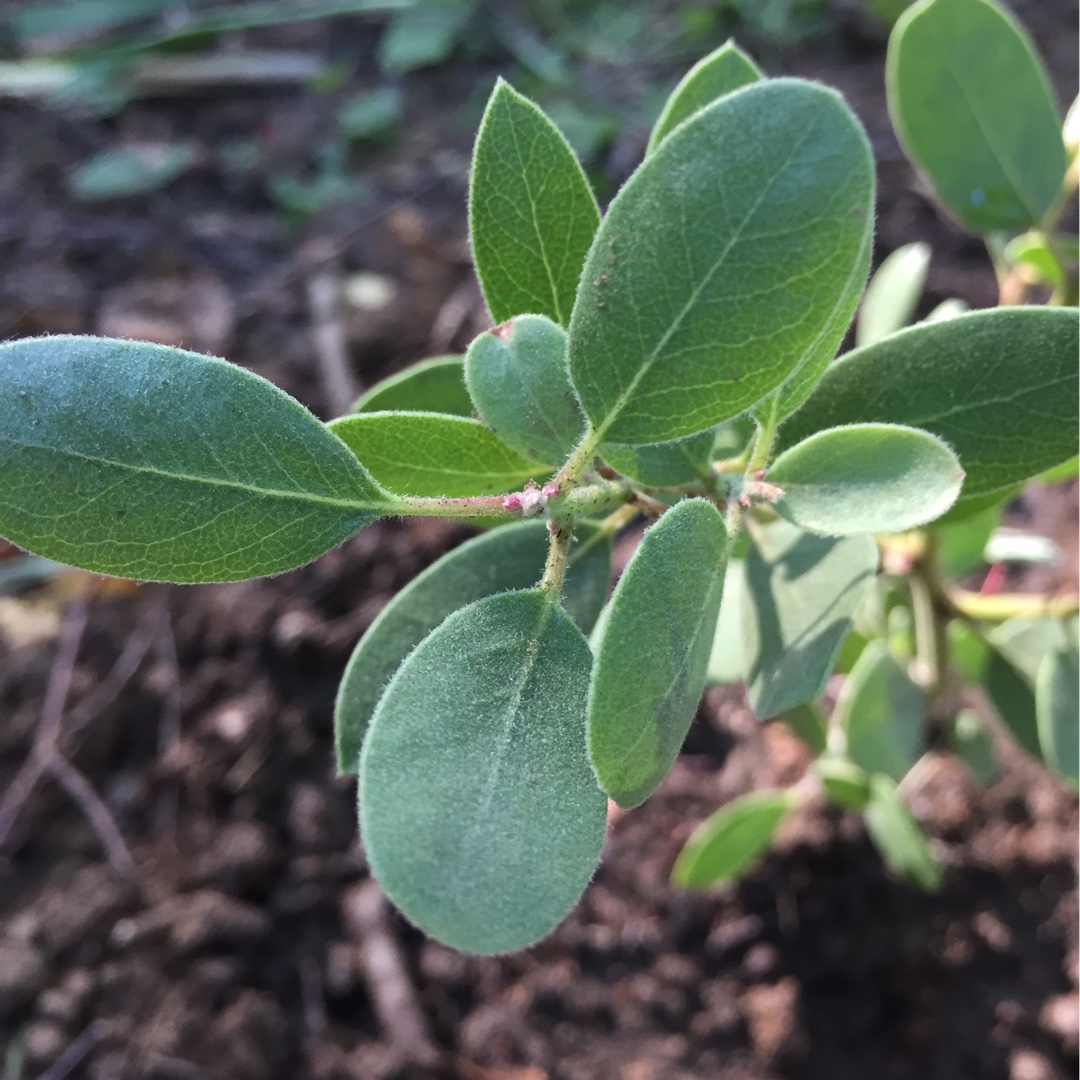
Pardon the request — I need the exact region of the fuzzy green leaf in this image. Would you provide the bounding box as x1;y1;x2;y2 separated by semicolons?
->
601;429;716;487
887;0;1066;232
856;242;931;347
706;559;745;686
588;499;727;808
672;789;797;888
1037;648;1080;788
470;79;600;326
329;411;551;497
0;335;390;583
646;40;762;154
334;520;611;774
359;590;606;955
863;775;942;892
568;79;874;446
778;307;1080;501
743;520;878;719
352;356;472;416
837;641;925;781
768;423;963;536
464;315;584;464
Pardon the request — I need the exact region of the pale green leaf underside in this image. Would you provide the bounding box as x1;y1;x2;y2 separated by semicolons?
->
856;242;931;347
329;411;552;497
0;336;389;583
587;499;727;808
334;520;611;775
672;789;796;888
743;520;878;719
352;355;472;416
768;422;964;535
359;589;607;955
887;0;1066;232
778;307;1080;500
863;775;942;892
1037;648;1079;788
470;79;600;326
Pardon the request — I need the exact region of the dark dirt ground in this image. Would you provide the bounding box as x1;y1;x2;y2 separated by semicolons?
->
0;3;1077;1078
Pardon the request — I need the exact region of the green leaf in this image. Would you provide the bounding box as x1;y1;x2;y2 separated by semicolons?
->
938;503;1001;579
0;335;389;583
777;307;1080;500
352;356;472;416
837;641;925;781
334;520;611;774
863;775;942;891
587;500;727;808
780;702;829;755
990;617;1067;683
358;590;606;955
924;297;970;322
568;79;874;446
601;429;716;487
672;789;797;888
1005;232;1066;288
646;40;762;154
982;644;1040;757
814;758;872;810
743;520;878;719
856;242;931;347
328;411;551;497
339;86;402;141
470;79;600;326
464;315;585;464
935;483;1020;527
70;142;199;200
378;0;475;73
887;0;1066;232
768;423;963;536
1037;648;1079;788
949;708;998;785
706;559;745;686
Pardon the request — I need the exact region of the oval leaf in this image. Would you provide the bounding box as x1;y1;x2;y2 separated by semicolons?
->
359;590;607;955
568;78;874;446
777;307;1080;501
647;40;762;154
0;335;389;583
601;428;716;487
768;423;963;535
587;499;727;808
856;242;931;347
863;775;942;892
470;79;600;326
329;411;551;497
837;640;925;781
334;520;611;774
743;520;878;719
887;0;1066;232
464;315;585;463
672;789;797;888
1037;647;1080;788
352;356;472;416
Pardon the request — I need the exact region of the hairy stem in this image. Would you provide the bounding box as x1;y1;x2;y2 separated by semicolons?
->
539;520;574;600
392;494;517;521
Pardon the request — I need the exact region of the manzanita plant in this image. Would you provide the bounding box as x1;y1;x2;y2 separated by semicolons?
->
0;0;1076;955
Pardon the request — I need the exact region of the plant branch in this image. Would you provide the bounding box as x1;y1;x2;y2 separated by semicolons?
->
948;589;1080;622
539;519;574;600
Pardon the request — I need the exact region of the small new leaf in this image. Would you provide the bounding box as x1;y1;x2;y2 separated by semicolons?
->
856;242;931;347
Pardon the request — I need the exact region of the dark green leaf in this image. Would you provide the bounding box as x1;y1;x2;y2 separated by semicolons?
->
949;708;998;785
464;315;584;464
329;412;552;497
887;0;1066;232
569;79;874;446
1037;648;1079;788
743;520;878;719
939;503;1001;579
672;789;797;887
778;307;1080;500
359;590;606;954
334;521;611;774
0;335;389;583
982;644;1040;757
647;40;762;154
815;758;872;810
352;356;472;417
768;423;963;535
837;641;925;781
470;80;600;326
779;702;829;755
588;500;727;808
856;242;930;346
863;775;942;891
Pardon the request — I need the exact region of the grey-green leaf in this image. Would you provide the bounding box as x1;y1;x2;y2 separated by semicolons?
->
352;356;472;416
334;520;611;774
837;641;925;781
768;423;964;536
863;775;942;892
706;560;745;686
743;520;878;719
470;79;600;326
887;0;1066;232
0;335;390;583
329;411;551;497
358;590;606;955
672;789;797;888
647;40;762;154
464;315;585;463
778;307;1080;500
568;78;874;446
601;429;716;487
856;242;931;347
588;499;727;808
1037;648;1079;788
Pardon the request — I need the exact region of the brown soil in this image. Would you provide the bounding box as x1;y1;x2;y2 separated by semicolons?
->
0;4;1076;1078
